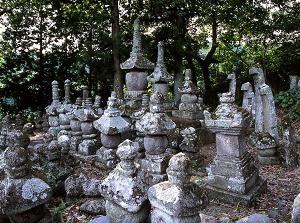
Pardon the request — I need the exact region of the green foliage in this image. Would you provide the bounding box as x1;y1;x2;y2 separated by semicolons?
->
50;199;66;222
275;87;300;120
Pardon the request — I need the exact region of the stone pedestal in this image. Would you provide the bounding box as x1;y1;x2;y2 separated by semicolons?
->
100;140;150;223
94;92;130;168
204;92;266;206
148;153;207;223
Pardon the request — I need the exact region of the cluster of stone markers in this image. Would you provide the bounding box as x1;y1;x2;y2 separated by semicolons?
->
0;17;299;223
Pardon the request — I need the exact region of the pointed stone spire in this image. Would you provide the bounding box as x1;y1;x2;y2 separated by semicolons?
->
120;18;154;70
147;41;172;83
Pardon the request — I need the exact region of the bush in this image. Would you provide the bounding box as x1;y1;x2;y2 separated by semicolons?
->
275;87;300;121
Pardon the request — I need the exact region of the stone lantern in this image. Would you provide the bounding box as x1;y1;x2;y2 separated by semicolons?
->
136;91;176;186
93;92;131;168
120;18;154;109
100;139;149;223
204;92;267;205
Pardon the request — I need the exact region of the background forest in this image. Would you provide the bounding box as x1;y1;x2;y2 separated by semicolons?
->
0;0;299;117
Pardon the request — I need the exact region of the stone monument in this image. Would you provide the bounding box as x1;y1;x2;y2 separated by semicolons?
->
120;18;154;109
204;92;267;206
136;91;176;186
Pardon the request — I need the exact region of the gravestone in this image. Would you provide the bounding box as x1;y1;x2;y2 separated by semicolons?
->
136;91;176;186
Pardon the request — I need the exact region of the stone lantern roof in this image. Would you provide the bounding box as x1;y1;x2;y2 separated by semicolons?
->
93;92;130;135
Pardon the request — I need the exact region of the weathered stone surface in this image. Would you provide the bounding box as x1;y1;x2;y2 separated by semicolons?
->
236;213;271;223
282;125;298;168
148;153;206;223
100;140;149;223
241;82;255;118
89;216;111;223
204;92;266;206
290;75;299;89
179;127;198;153
120;18;154;70
0;146;52;222
292;193;300;223
80;198;106;215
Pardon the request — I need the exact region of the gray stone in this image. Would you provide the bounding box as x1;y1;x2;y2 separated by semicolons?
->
282;125;298;169
204;92;266;206
148;153;206;223
179;127;199;153
236;213;271;223
100;140;149;223
89;216;111;223
290;75;299;89
227;72;236;99
0;146;52;223
80;198;106;215
241;82;255;118
94;92;130;168
172;69;203;120
292;193;300;223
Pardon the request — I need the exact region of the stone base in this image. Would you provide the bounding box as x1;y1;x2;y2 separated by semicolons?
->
105;200;150;223
151;208;200;223
205;177;267;206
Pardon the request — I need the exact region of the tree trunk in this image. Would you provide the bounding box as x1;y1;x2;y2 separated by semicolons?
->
111;0;123;99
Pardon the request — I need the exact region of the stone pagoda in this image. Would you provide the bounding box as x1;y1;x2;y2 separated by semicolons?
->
120;18;154;109
148;152;207;223
172;69;203;120
204;92;266;206
46;80;61;137
136;91;176;186
94;92;131;168
100;140;149;223
0;130;52;223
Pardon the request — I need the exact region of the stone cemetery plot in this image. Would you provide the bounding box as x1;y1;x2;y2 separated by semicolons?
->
1;19;300;223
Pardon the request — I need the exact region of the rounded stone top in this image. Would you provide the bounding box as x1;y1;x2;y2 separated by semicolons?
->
52;80;58;86
167;152;191;173
4;146;29;168
241;82;252;91
64;79;71;84
116;139;138;160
